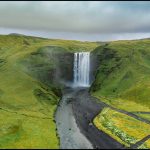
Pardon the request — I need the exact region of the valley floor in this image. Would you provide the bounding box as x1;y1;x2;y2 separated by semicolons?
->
59;88;150;149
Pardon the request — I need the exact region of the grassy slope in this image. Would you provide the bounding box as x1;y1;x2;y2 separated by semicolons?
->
0;34;98;148
91;39;150;112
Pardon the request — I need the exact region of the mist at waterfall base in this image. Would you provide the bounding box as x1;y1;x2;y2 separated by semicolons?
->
73;52;91;88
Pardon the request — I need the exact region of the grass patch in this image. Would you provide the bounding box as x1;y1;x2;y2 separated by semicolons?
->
0;59;6;67
138;139;150;149
0;109;58;149
93;94;150;112
93;107;150;147
34;88;59;106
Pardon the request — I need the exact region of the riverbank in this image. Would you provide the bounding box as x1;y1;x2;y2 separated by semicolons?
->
72;88;125;149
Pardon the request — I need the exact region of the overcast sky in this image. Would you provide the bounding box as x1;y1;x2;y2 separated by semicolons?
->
0;1;150;41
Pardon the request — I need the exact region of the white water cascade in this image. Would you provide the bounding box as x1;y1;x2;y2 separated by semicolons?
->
73;52;90;87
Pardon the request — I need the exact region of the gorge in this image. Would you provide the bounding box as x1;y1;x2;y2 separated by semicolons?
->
55;51;93;149
0;34;150;149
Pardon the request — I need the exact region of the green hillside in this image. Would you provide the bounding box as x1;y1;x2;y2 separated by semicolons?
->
91;39;150;148
0;34;98;148
91;39;150;112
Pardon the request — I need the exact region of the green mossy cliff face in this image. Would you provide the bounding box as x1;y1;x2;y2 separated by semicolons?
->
90;39;150;111
20;46;74;95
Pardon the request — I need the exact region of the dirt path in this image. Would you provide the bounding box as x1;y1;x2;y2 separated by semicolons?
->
131;112;150;114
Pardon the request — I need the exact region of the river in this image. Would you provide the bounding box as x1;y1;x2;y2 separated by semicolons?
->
55;88;93;149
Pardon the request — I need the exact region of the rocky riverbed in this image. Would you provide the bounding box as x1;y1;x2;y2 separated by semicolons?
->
55;87;125;149
55;88;93;149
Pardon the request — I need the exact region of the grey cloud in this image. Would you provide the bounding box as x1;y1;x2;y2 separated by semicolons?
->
0;1;150;34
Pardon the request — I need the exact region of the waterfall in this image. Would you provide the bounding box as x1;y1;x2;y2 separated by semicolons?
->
73;52;90;87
